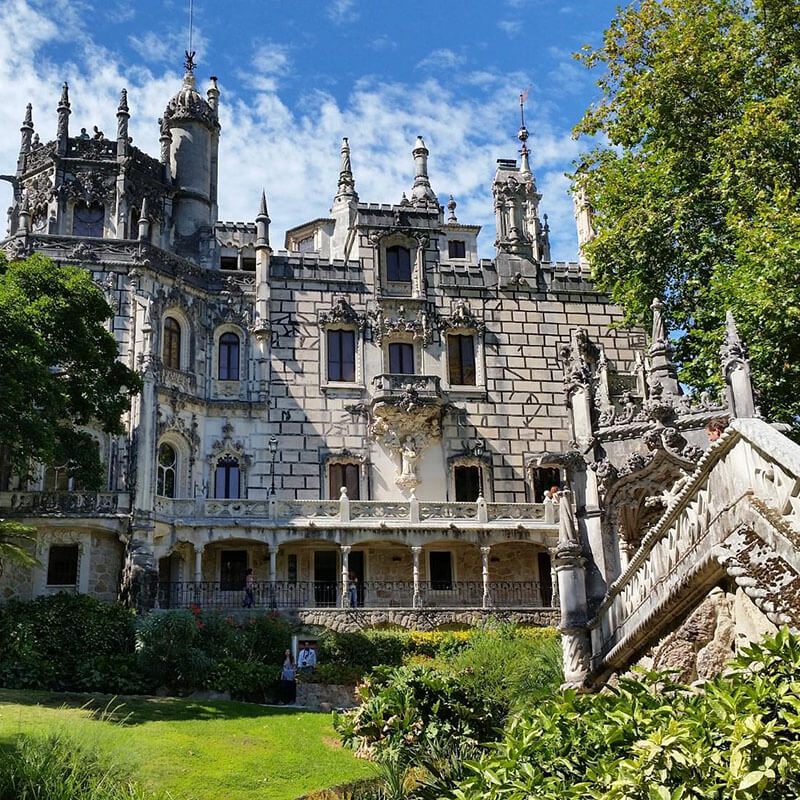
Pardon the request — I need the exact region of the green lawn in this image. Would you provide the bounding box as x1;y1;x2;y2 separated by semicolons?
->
0;689;373;800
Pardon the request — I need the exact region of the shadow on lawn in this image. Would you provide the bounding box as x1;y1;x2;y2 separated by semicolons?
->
0;690;316;726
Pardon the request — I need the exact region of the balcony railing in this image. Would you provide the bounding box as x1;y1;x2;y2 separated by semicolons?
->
0;491;129;515
371;373;442;399
153;496;557;526
156;580;548;610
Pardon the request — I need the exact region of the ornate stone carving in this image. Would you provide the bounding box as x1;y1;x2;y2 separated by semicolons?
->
370;302;433;346
209;422;252;468
319;296;366;329
438;299;485;333
22;173;54;216
2;236;31;261
68;241;98;262
63;170;116;206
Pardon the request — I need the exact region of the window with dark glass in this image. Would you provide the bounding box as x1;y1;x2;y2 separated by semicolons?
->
327;329;356;382
287;553;298;584
157;443;177;498
163;317;181;370
454;465;482;502
447;334;476;385
329;462;360;500
72;203;104;237
215;456;240;499
241;258;256;272
43;464;70;491
532;467;561;503
429;551;453;591
386;245;412;282
388;342;414;374
218;332;240;381
47;544;78;586
448;240;466;259
220;256;238;270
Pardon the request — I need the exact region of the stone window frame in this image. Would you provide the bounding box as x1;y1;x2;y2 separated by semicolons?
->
213;324;246;394
448;454;493;502
378;232;423;298
320;322;365;391
160;309;191;372
426;548;458;589
155;432;191;499
527;464;563;504
69;199;106;238
323;451;368;500
441;326;486;393
35;531;90;595
382;331;422;375
447;239;467;260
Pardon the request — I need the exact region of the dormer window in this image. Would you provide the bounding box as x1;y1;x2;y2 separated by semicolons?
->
386;246;412;282
73;203;104;238
448;240;466;259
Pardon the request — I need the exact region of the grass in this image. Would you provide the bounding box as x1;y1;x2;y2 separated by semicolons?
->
0;689;373;800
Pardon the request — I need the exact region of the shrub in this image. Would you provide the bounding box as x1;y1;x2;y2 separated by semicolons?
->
240;611;293;663
0;732;163;800
211;658;281;702
334;663;502;762
452;628;800;800
0;594;136;691
298;662;366;686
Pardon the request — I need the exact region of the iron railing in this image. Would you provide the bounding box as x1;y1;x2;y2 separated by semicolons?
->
155;579;547;610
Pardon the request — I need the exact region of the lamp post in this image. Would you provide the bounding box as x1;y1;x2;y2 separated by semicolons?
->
268;435;278;497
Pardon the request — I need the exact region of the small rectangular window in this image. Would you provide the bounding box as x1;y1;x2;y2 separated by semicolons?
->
454;465;482;502
448;334;476;385
327;329;356;382
241;258;256;272
429;551;453;591
329;462;360;500
532;467;561;503
448;240;466;259
46;544;78;586
287;553;298;584
386;246;412;282
388;342;414;374
220;257;238;270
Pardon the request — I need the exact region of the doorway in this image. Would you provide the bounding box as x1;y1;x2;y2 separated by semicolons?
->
221;550;247;592
314;550;338;607
348;550;365;607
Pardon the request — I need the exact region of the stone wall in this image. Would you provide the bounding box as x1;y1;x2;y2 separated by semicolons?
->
296;682;358;710
89;532;125;601
291;607;560;633
621;585;777;684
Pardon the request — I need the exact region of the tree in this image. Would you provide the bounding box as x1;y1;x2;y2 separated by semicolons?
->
0;253;141;490
573;0;800;435
0;520;37;578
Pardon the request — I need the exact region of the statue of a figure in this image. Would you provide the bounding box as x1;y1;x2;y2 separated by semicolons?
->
400;438;419;480
557;488;580;548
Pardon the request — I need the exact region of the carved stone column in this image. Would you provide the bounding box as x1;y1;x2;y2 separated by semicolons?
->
340;545;351;608
481;546;491;609
269;545;278;608
555;489;591;690
411;546;422;608
194;544;204;584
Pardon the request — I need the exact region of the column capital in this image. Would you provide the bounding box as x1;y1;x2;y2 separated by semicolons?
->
411;545;422;553
480;545;492;556
341;544;352;554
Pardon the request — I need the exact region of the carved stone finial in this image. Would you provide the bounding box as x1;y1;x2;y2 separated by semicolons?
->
184;50;196;73
410;135;437;207
446;195;457;223
721;310;756;418
335;137;358;202
647;298;680;398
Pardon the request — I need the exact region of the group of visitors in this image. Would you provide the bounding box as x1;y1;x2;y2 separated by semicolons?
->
278;640;317;705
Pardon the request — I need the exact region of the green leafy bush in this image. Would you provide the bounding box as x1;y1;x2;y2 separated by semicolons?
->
334;664;503;761
0;732;163;800
452;628;800;800
0;594;136;691
210;658;281;702
240;611;293;663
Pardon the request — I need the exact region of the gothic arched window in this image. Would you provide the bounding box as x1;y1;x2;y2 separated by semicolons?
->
215;456;240;499
156;443;177;498
163;317;182;370
72;203;104;237
218;332;240;381
386;245;412;282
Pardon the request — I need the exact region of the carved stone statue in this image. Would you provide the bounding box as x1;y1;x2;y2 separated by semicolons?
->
397;437;420;487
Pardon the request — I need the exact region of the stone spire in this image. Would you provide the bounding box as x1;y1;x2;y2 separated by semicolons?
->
647;298;680;397
255;189;271;248
17;103;34;174
18;192;31;234
116;89;130;159
334;137;357;203
518;92;531;177
207;76;220;117
410;135;437;206
56;82;71;156
446;195;457;223
137;197;150;241
721;310;756;418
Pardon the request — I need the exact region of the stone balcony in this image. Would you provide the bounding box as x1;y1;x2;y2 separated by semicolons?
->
370;373;442;402
0;491;130;517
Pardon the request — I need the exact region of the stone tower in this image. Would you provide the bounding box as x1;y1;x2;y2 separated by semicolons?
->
164;57;220;266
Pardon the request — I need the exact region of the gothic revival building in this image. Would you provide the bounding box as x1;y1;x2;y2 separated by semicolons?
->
2;61;793;655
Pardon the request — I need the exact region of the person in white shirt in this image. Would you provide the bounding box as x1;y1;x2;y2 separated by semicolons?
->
297;641;317;671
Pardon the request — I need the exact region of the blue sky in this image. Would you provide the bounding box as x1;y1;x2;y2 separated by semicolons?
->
0;0;621;259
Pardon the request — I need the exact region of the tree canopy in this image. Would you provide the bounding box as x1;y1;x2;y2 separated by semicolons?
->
573;0;800;434
0;253;141;490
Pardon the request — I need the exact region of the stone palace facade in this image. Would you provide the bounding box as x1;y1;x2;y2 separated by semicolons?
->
2;60;795;655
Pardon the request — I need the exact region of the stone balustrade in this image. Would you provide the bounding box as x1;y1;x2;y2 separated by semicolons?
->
0;491;130;516
370;373;442;399
584;418;800;684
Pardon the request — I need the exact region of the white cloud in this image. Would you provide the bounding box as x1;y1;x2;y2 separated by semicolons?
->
328;0;358;24
497;20;522;37
129;25;209;67
416;49;466;71
0;0;583;263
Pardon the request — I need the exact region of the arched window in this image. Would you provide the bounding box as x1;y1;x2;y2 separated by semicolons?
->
215;455;240;499
218;332;240;381
163;317;181;370
43;464;70;491
386;245;412;282
156;443;177;498
72;203;104;237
